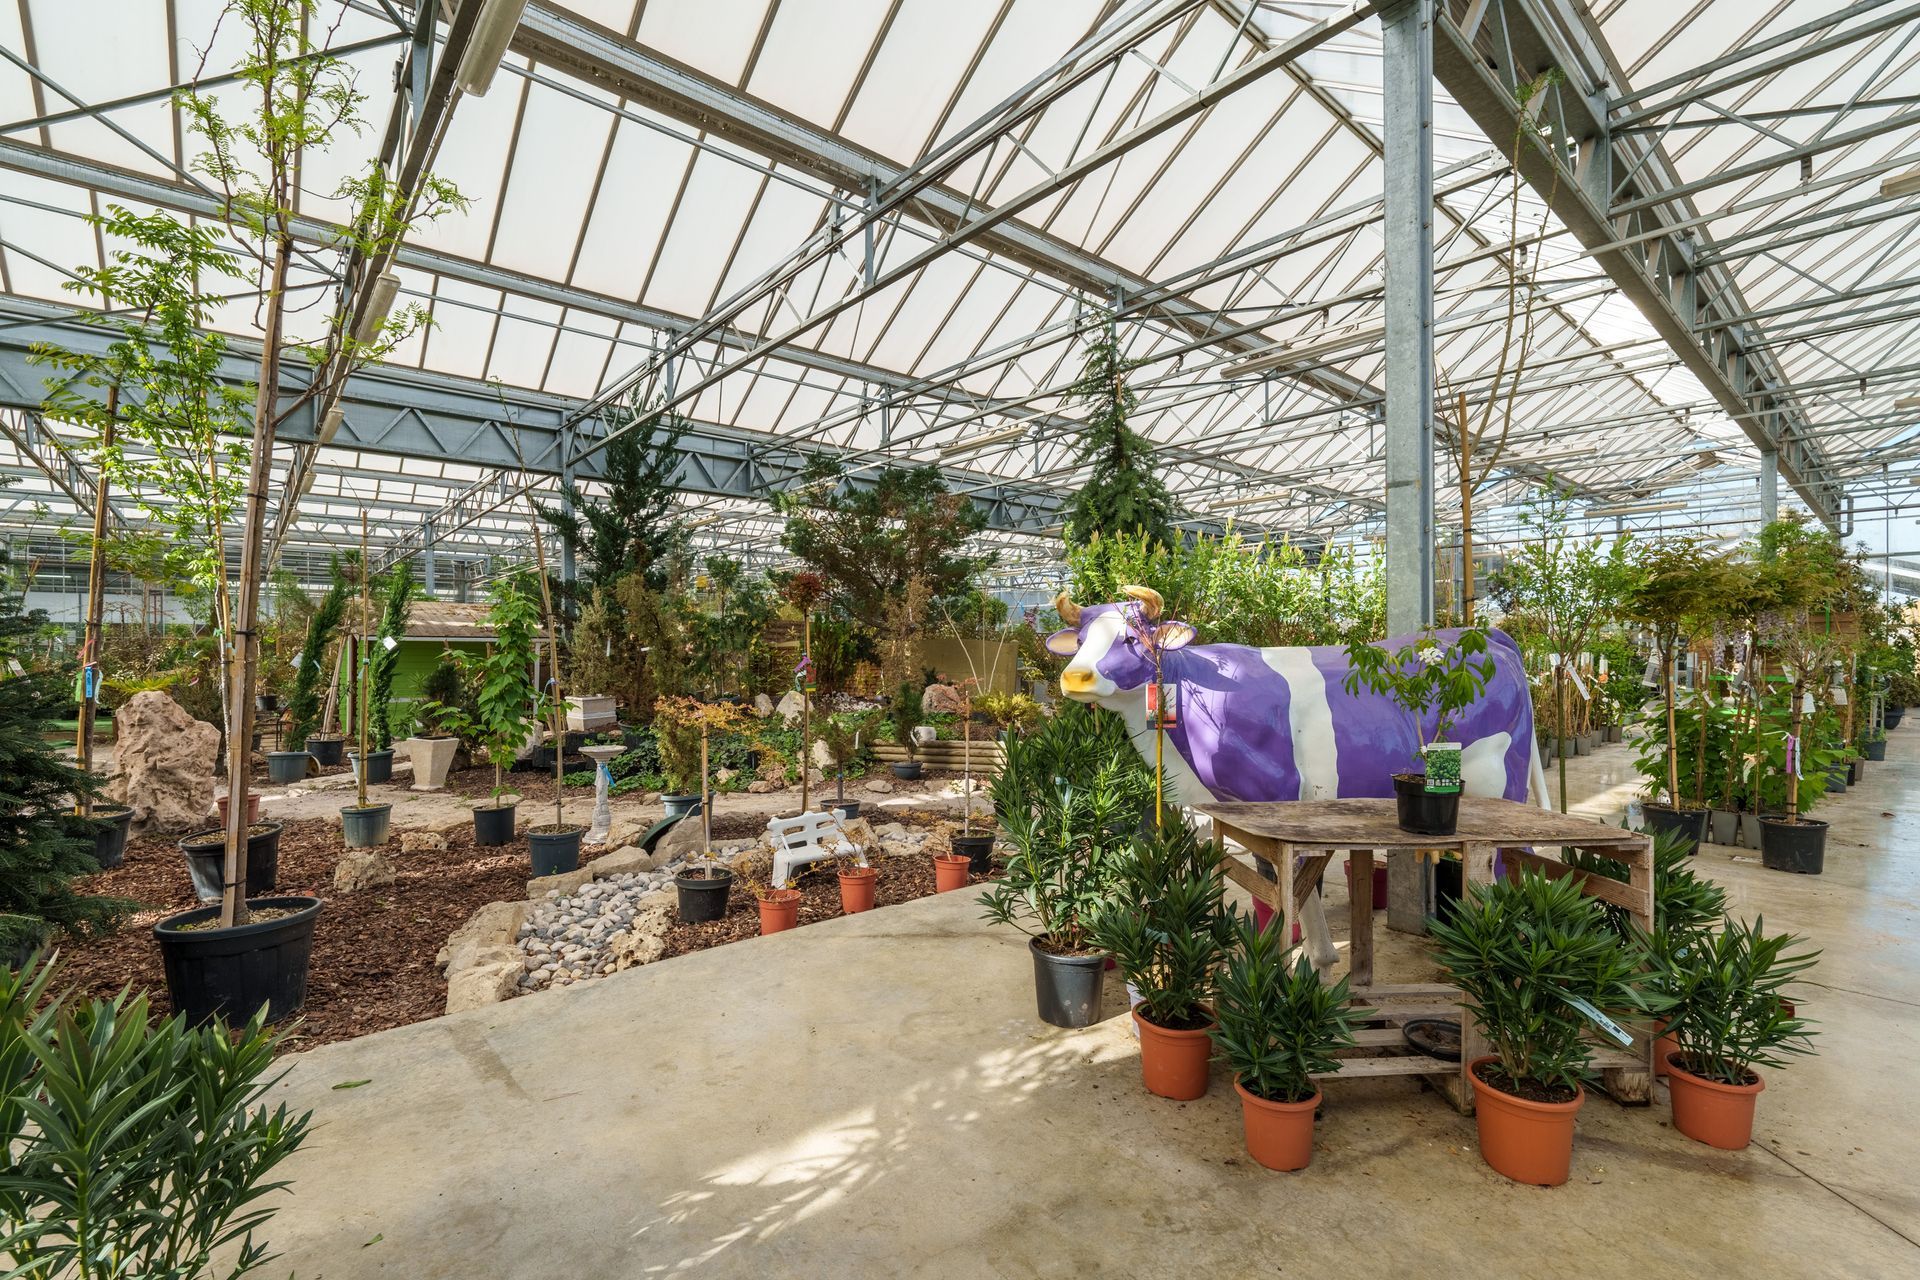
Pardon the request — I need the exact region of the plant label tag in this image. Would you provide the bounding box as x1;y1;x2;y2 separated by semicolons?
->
1147;682;1177;727
382;635;397;651
1561;994;1634;1047
1565;665;1590;699
1802;692;1815;714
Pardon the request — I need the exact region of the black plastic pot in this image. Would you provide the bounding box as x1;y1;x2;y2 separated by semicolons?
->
70;804;133;870
890;761;924;781
1642;803;1708;856
1708;809;1739;847
1030;937;1106;1028
340;803;391;849
473;802;517;847
154;895;321;1025
1825;767;1848;794
255;693;280;714
1431;856;1463;927
178;822;283;904
1866;737;1888;761
1849;758;1863;785
675;869;733;923
830;800;861;821
1759;816;1827;875
1888;708;1905;731
266;751;310;785
1392;772;1459;837
306;735;344;767
348;749;394;785
662;793;703;821
951;833;996;876
528;825;584;877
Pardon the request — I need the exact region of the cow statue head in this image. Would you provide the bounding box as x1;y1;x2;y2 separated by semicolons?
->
1046;585;1197;703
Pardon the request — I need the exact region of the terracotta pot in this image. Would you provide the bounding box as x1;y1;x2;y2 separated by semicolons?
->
932;852;971;893
1666;1054;1763;1150
1133;1009;1215;1100
1233;1081;1320;1172
838;865;877;913
1468;1056;1584;1186
757;889;801;935
217;793;261;826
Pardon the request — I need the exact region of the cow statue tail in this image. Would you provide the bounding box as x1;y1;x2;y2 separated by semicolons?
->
1527;732;1551;810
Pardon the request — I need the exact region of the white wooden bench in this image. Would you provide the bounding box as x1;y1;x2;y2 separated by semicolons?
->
765;811;865;888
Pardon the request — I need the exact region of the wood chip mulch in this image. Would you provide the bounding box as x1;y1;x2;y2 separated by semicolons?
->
55;818;596;1050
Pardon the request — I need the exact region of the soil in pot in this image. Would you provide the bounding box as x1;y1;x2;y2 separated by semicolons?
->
756;889;801;935
1392;772;1459;836
950;833;995;876
1469;1057;1584;1186
1234;1082;1320;1172
839;865;878;913
1642;803;1708;856
1759;816;1826;875
1029;936;1107;1028
306;735;344;767
1133;1007;1214;1100
527;824;585;877
179;823;283;903
473;802;518;846
676;868;733;924
932;852;970;893
1666;1054;1764;1150
154;895;321;1025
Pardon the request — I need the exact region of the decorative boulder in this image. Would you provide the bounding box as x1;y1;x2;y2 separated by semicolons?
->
774;690;809;727
866;778;894;794
923;683;966;714
811;738;836;770
334;848;397;893
748;780;775;794
752;693;775;719
400;830;448;855
652;814;707;866
107;691;221;833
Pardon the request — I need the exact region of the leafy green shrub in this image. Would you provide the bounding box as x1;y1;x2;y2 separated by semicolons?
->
1211;914;1360;1103
1087;824;1229;1029
1651;915;1818;1085
1;955;311;1276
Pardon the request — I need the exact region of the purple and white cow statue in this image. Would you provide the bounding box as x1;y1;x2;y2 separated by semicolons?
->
1047;584;1547;967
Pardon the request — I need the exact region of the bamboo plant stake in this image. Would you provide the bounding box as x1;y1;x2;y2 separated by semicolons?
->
355;511;370;811
523;485;569;833
72;385;118;817
800;609;811;813
701;718;712;859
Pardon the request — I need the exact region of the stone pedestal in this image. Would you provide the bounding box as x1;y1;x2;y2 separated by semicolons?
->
405;736;460;791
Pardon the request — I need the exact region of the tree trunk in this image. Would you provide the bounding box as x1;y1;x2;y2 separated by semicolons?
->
800;610;811;813
74;389;117;815
355;514;370;810
1458;396;1475;624
1663;644;1681;808
1787;685;1804;822
1554;666;1567;812
220;234;293;928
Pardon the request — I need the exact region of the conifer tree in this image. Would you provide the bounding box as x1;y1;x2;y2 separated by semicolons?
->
1065;315;1176;550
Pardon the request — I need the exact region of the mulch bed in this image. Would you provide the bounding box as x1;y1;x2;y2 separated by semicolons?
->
57;819;606;1050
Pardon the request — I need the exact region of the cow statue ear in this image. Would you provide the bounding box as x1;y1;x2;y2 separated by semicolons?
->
1153;621;1196;651
1044;628;1081;657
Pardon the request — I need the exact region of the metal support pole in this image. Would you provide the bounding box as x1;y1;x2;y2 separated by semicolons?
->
1759;449;1779;526
1382;0;1435;638
422;520;438;597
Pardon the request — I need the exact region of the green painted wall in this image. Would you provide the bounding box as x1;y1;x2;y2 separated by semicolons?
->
342;638;489;739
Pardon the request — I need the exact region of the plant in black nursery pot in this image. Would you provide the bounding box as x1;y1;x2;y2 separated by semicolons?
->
888;680;927;780
1087;824;1232;1100
1341;627;1496;836
440;572;543;849
1211;913;1359;1171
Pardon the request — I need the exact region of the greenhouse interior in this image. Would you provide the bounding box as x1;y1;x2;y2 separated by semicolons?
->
4;0;1920;1275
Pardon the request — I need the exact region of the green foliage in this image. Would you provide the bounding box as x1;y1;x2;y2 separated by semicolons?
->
432;572;542;800
818;709;881;774
687;558;774;697
367;568;415;752
978;703;1153;951
0;552;133;948
775;458;992;628
976;690;1043;734
1650;915;1818;1085
1086;824;1230;1027
1064;314;1176;550
889;681;926;760
413;648;469;739
0;954;311;1277
1211;917;1360;1103
1565;823;1727;943
538;407;692;598
1341;627;1496;765
1066;526;1384;647
1428;869;1650;1093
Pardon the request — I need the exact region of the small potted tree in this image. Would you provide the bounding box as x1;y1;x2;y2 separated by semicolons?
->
818;708;878;820
353;566;413;786
1211;912;1360;1171
1428;869;1649;1185
340;517;392;849
735;853;803;936
653;696;709;821
1086;826;1232;1100
1619;537;1737;854
460;573;543;848
1654;915;1818;1149
657;697;754;922
1341;627;1497;836
979;741;1149;1028
888;681;927;780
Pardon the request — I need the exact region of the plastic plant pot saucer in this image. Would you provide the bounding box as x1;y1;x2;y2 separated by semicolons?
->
1403;1018;1462;1062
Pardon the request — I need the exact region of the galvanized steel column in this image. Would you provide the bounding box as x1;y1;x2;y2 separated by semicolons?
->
1382;0;1435;636
1760;449;1779;526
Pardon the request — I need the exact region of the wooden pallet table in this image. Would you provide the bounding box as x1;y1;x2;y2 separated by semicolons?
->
1198;797;1653;1114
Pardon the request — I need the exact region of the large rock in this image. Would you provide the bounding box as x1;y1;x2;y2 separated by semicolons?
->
605;812;654;852
609;896;675;971
747;780;775;794
591;844;658;876
812;738;836;770
752;693;775;719
333;848;396;894
866;778;894;794
437;899;528;971
108;691;221;833
399;830;447;855
652;814;707;866
445;950;522;1013
774;690;809;727
923;683;966;714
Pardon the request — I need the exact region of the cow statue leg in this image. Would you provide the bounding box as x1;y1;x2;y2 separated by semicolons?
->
1299;884;1340;971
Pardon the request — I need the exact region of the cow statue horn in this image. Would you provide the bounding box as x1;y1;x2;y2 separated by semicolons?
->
1121;584;1163;620
1054;591;1082;625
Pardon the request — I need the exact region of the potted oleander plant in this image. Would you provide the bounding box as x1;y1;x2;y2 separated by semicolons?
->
1211;912;1360;1171
1341;627;1496;836
979;735;1150;1028
1428;868;1649;1186
1086;824;1232;1100
1652;915;1818;1150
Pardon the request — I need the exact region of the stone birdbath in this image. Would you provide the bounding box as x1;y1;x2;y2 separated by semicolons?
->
582;744;626;846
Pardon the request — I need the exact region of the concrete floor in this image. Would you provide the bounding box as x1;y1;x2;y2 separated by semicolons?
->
258;736;1920;1278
